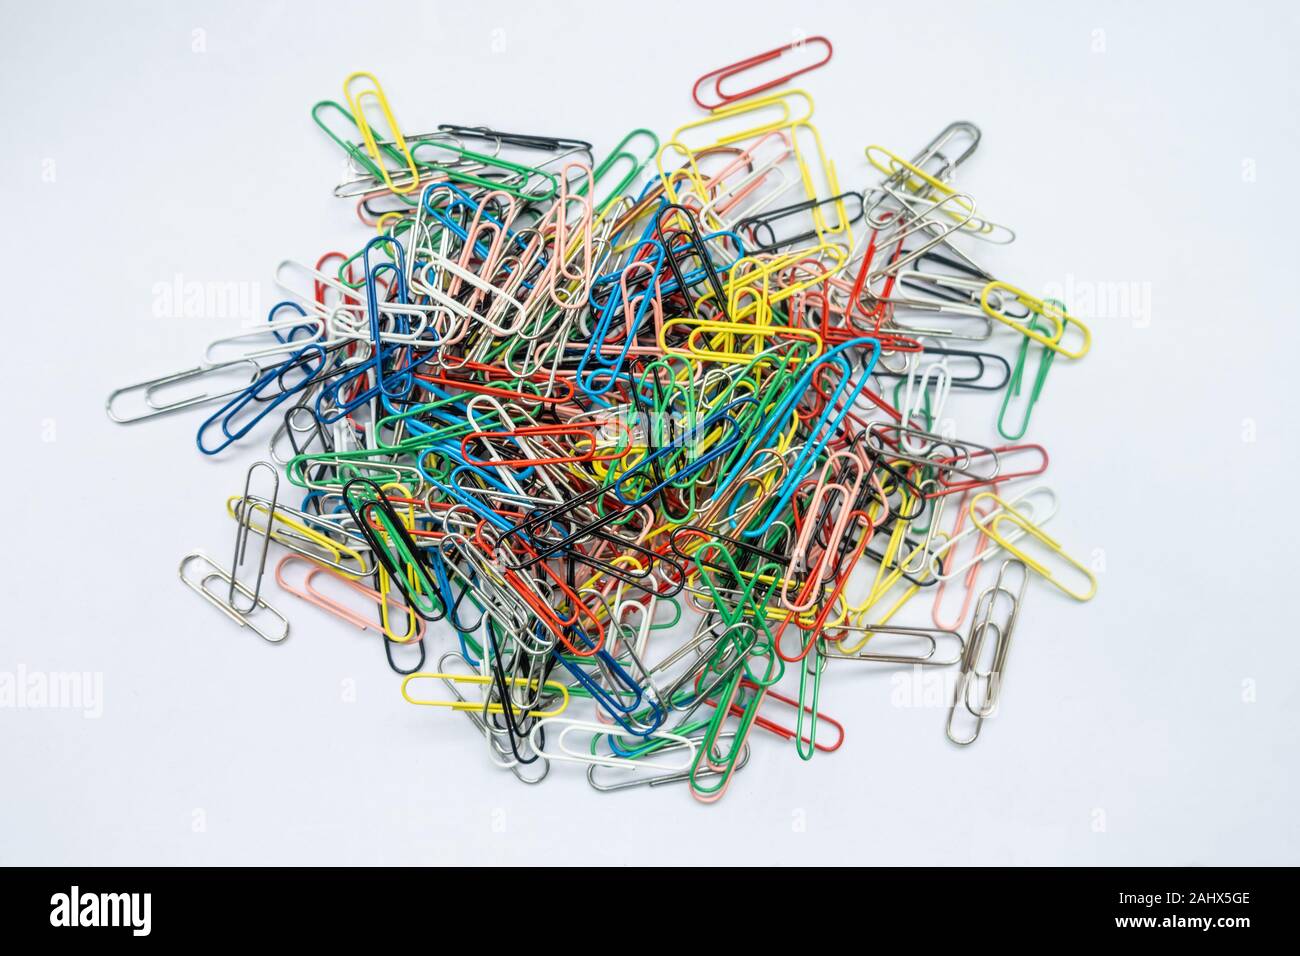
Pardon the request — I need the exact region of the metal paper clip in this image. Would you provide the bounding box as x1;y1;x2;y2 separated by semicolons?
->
824;624;965;666
179;551;289;644
947;559;1028;745
106;360;263;424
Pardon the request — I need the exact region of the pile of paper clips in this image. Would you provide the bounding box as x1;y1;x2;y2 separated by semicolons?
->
107;37;1096;801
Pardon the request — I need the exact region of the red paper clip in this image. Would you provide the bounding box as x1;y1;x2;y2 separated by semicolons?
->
691;36;833;110
704;677;845;753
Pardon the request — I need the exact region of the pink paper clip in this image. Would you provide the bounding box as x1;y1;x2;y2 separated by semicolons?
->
932;489;995;631
275;554;424;642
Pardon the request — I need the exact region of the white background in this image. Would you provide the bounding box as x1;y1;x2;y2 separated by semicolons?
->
1;0;1297;866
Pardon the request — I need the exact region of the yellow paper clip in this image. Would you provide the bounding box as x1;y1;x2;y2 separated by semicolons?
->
401;672;570;716
980;281;1092;359
226;495;372;579
791;122;852;248
969;492;1097;600
837;520;937;654
343;71;419;195
670;89;814;151
865;144;1014;243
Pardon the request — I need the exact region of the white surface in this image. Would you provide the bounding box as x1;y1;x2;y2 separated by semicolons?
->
1;0;1297;866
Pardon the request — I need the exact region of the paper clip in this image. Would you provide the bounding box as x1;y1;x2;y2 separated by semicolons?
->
226;461;279;614
823;625;965;666
969;492;1097;601
705;678;845;753
227;495;373;578
528;718;696;771
106;360;263;424
980;282;1091;359
692;37;833;110
947;559;1028;745
865;144;1014;244
997;299;1064;438
588;733;751;793
342;71;419;194
275;554;423;641
401;672;569;717
179;552;290;644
